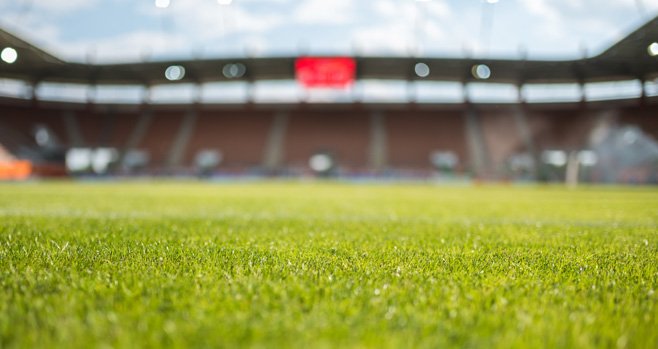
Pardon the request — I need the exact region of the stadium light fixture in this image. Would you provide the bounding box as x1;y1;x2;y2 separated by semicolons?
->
154;0;170;9
165;65;185;81
1;47;18;64
648;42;658;57
414;63;430;78
222;63;246;79
471;64;491;80
486;0;499;4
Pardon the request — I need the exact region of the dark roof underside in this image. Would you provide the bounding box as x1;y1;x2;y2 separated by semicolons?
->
1;16;657;86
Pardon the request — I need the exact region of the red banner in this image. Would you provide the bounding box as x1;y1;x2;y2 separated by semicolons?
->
295;57;356;88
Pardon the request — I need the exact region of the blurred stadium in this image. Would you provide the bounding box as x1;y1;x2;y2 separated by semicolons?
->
0;1;657;183
2;3;658;348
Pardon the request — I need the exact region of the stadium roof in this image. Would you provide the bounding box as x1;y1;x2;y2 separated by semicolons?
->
1;15;657;86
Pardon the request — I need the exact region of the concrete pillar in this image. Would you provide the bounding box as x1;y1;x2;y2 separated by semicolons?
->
86;85;97;104
124;110;153;151
369;111;387;172
511;84;540;179
26;82;38;101
167;109;197;170
62;111;84;147
263;111;289;173
512;103;538;178
464;106;488;177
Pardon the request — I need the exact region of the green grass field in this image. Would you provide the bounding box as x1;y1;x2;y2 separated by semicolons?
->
1;182;657;348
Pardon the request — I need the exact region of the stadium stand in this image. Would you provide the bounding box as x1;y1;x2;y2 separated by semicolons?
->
184;110;273;174
0;16;657;182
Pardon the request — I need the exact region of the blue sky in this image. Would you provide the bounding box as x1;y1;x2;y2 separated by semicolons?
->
0;0;656;63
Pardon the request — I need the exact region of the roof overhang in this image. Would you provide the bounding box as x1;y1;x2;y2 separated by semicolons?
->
1;16;657;86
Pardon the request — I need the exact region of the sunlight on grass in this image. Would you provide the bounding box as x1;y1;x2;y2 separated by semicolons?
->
0;182;656;348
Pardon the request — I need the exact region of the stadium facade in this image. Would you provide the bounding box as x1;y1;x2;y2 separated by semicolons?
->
0;17;657;182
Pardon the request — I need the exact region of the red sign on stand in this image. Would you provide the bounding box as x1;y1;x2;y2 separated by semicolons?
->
295;57;356;89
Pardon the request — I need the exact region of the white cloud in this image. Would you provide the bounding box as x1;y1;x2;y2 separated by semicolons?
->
0;16;62;53
614;0;658;11
353;22;414;55
1;0;654;63
424;1;452;19
293;0;355;25
353;1;451;55
55;30;189;62
516;0;561;23
146;0;284;40
29;0;98;14
423;21;446;41
373;1;398;17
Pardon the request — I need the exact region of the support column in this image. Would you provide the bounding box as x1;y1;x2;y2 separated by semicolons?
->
124;110;152;151
406;80;416;103
99;108;115;146
26;81;38;101
579;80;587;104
512;102;538;179
62;111;83;147
119;109;153;171
639;78;647;106
464;106;488;177
565;151;580;188
263;111;289;173
86;85;97;104
246;80;255;104
167;109;197;170
369;111;387;172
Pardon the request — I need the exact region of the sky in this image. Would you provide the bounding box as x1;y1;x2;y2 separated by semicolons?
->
0;0;657;63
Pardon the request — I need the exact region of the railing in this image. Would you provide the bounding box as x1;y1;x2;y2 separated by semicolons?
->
1;78;656;105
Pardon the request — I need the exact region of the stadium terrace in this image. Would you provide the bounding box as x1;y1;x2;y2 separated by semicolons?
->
0;16;657;182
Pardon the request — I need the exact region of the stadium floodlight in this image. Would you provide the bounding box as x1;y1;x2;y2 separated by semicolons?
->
648;42;658;57
154;0;170;9
165;65;185;81
486;0;499;3
217;0;233;4
222;63;246;79
1;47;17;64
414;63;430;78
471;64;491;80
